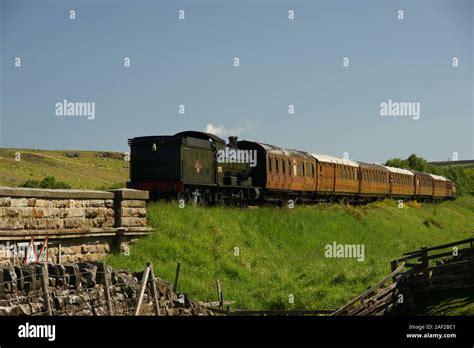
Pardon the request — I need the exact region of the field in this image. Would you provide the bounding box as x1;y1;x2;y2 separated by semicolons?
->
0;148;128;189
106;197;474;314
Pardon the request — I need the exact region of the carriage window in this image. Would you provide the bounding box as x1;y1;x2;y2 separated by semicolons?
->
268;157;272;173
275;157;279;174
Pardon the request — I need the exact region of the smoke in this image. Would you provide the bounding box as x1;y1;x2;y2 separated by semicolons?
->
205;122;254;137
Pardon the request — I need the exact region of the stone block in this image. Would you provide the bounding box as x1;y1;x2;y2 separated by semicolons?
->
85;208;100;219
120;200;146;208
110;189;149;200
52;200;70;208
0;197;11;207
88;200;107;207
63;218;85;229
121;217;146;227
9;198;28;207
121;208;146;218
27;198;36;207
35;199;54;208
66;208;86;218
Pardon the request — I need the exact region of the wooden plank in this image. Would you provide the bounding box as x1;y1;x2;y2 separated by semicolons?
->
425;247;474;261
216;280;223;310
40;263;53;316
413;283;474;293
412;273;472;283
357;297;395;316
331;262;405;316
399;260;471;278
134;266;151;316
403;238;474;256
200;301;236;308
147;262;161;316
98;263;113;316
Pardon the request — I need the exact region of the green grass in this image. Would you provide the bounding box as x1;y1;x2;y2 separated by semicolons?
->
0;148;128;189
106;197;474;313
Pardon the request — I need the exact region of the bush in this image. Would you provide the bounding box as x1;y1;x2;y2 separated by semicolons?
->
20;176;72;189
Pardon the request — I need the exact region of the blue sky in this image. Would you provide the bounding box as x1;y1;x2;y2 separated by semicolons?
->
0;0;472;163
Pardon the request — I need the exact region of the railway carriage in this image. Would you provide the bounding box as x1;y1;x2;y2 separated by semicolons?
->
128;130;455;205
383;166;415;198
358;162;391;198
429;174;455;200
412;170;434;199
237;141;316;203
311;154;359;196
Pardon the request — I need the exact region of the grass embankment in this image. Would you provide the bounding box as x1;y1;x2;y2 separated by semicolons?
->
106;197;474;313
0;148;128;189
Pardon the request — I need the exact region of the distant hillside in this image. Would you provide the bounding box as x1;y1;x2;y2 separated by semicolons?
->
428;160;474;168
0;148;128;190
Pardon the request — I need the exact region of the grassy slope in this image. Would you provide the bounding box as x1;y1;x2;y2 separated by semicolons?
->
106;197;474;313
0;148;128;189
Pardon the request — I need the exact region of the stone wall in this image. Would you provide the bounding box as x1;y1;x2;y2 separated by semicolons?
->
0;187;152;265
0;262;213;316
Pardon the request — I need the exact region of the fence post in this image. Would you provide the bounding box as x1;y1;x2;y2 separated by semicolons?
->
173;262;181;293
134;265;151;316
98;263;113;316
216;279;223;310
420;247;430;285
40;263;53;316
390;259;399;283
147;262;161;316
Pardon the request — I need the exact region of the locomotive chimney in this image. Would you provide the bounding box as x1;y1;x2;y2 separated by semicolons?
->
228;136;238;148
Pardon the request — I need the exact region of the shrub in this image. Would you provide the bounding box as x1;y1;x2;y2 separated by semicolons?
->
20;176;72;189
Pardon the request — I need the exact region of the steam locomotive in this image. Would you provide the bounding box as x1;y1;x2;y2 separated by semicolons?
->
126;131;455;205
